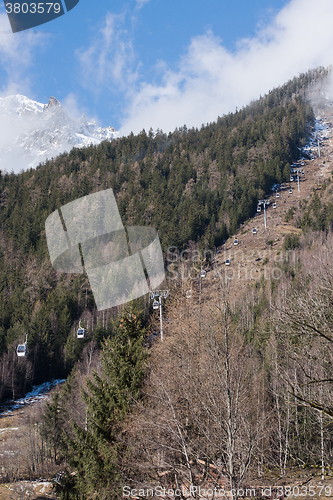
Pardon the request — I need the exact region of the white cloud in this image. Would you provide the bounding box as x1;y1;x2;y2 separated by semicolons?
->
0;13;47;96
0;13;50;172
77;12;140;94
135;0;150;10
62;93;85;120
119;0;333;135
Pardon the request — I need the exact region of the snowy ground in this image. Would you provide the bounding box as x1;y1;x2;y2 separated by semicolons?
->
0;379;66;415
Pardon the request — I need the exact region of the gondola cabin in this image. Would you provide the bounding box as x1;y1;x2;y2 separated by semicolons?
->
77;326;86;339
17;343;28;357
201;270;206;278
257;205;261;213
186;290;192;298
153;300;159;310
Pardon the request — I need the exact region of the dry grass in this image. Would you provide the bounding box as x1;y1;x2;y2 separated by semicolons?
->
0;481;56;499
0;393;60;499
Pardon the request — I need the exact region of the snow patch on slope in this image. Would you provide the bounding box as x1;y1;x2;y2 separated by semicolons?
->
0;379;66;414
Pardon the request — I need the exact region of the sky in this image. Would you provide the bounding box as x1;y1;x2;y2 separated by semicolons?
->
0;0;333;136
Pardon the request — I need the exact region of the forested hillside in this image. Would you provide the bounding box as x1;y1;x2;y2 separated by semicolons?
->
0;68;323;405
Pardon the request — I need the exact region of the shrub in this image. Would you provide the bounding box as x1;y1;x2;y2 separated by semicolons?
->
283;233;300;250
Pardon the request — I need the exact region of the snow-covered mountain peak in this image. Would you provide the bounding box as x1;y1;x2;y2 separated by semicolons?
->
45;96;61;109
0;95;118;173
0;94;45;117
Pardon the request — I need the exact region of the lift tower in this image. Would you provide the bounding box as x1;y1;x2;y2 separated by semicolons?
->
150;290;169;342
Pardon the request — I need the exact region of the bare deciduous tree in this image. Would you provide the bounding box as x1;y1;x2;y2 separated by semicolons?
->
128;286;266;499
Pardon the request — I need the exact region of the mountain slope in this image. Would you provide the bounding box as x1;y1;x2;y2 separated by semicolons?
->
2;68;333;498
0;68;324;405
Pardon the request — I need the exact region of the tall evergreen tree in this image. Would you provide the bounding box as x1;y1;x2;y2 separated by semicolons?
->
58;306;147;499
41;391;64;464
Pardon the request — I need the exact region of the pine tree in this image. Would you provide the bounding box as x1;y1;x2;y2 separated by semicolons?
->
41;391;64;463
58;306;147;499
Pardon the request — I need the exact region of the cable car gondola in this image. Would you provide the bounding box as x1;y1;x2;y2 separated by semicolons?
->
17;343;28;357
77;320;86;339
153;300;159;310
17;333;28;358
201;270;206;278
